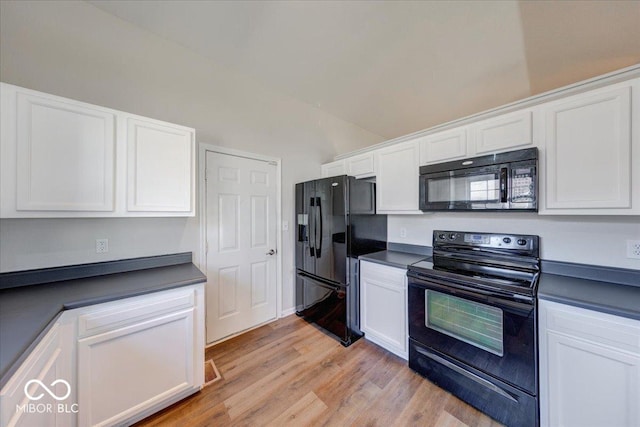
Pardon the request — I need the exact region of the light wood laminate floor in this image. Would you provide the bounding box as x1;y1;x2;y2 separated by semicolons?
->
135;315;503;427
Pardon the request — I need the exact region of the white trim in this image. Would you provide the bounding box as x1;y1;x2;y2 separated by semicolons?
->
335;63;640;160
280;307;296;318
197;143;283;341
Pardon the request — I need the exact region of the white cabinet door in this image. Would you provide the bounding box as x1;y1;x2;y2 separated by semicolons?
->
76;285;204;427
0;318;76;427
347;152;375;178
539;300;640;427
1;83;116;216
375;140;421;213
471;109;534;155
539;80;638;214
126;116;195;214
360;261;408;359
418;127;468;165
0;82;196;218
320;160;346;178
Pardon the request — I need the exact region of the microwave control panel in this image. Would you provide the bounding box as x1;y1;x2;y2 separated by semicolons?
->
510;166;535;202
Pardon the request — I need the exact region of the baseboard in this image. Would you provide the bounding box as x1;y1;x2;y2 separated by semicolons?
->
280;307;296;317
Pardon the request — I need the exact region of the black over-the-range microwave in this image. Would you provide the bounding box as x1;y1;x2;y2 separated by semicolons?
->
419;147;538;211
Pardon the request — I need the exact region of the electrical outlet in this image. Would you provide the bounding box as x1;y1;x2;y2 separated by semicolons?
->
96;238;109;254
627;240;640;259
400;228;407;238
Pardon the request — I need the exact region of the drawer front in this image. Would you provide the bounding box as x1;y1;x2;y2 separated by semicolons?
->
541;300;640;354
77;287;196;338
360;261;407;289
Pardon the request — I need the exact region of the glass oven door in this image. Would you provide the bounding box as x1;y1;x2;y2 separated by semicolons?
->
407;274;536;395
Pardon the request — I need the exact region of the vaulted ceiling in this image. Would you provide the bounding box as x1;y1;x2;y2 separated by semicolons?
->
89;0;640;140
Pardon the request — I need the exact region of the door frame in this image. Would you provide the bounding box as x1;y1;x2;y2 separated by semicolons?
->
198;143;283;326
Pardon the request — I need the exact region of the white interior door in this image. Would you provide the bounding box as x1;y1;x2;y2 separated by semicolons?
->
205;151;277;344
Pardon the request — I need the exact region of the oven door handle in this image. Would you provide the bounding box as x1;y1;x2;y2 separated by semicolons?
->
297;271;342;292
414;346;519;404
408;275;533;312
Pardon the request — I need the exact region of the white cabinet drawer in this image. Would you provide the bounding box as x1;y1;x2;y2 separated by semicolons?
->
542;300;640;354
360;261;407;288
77;287;196;339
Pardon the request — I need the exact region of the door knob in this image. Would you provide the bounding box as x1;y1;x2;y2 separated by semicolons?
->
266;249;276;256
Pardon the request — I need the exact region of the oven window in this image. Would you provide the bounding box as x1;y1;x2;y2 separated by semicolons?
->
427;174;499;203
426;290;504;356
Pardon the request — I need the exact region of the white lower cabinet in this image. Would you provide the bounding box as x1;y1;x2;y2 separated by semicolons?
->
360;261;408;359
76;285;204;427
0;284;204;427
539;299;640;427
0;318;76;427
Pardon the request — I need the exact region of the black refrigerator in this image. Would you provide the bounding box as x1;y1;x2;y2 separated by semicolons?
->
295;175;387;346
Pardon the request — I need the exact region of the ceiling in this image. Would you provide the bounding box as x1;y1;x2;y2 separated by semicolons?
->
88;0;640;140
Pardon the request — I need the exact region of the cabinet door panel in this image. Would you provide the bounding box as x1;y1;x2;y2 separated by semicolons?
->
78;308;195;427
347;153;375;178
127;118;194;213
16;92;115;211
546;331;639;427
376;141;420;213
473;109;533;155
419;127;468;165
543;86;632;210
360;261;407;358
320;160;346;178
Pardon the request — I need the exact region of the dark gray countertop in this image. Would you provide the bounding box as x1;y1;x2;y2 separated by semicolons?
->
359;250;429;269
0;257;206;388
538;273;640;320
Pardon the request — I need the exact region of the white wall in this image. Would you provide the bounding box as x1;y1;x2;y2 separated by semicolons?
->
388;214;640;270
0;1;384;313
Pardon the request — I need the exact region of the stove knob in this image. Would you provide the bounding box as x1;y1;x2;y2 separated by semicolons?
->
449;233;457;240
517;239;527;246
503;237;512;244
438;233;446;240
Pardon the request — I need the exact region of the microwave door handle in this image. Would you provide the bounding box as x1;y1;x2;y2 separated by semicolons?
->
500;168;508;203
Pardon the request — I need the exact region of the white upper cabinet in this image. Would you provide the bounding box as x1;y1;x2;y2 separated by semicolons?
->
418;127;468;165
126;116;194;213
0;83;195;217
320;159;346;178
346;152;375;178
471;108;534;155
375;140;421;213
539;79;638;214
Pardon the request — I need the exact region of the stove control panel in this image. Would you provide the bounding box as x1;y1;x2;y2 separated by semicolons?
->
434;230;539;252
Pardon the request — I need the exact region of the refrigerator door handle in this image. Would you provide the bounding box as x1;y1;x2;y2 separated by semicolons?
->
309;197;316;257
316;197;323;257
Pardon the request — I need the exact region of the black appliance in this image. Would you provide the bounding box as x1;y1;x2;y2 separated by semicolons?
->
407;230;540;427
419;147;537;211
295;175;386;346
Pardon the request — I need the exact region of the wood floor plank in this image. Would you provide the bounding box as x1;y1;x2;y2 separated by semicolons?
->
352;362;425;426
392;377;448;427
264;391;328;427
136;315;508;427
223;337;341;420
